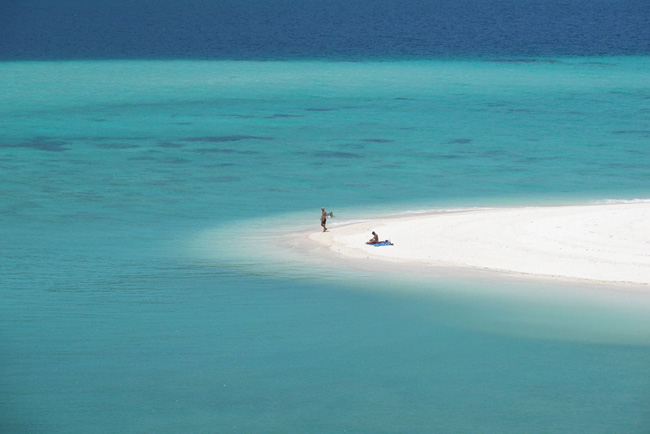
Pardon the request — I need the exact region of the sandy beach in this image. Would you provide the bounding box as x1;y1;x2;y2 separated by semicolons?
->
309;202;650;285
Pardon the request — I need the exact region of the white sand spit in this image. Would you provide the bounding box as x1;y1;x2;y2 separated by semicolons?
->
309;202;650;285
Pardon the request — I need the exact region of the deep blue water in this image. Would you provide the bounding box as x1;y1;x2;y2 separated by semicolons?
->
1;0;649;60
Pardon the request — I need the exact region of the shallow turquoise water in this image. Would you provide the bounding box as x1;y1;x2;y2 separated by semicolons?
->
2;58;650;432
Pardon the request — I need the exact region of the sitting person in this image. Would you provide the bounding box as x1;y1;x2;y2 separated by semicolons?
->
366;231;380;244
366;231;393;245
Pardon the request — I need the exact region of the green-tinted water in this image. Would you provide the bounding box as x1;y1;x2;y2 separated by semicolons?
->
2;59;649;432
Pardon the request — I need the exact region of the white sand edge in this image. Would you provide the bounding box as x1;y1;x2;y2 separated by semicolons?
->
308;202;650;285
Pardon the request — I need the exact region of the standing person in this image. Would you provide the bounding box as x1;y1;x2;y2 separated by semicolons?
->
321;208;328;232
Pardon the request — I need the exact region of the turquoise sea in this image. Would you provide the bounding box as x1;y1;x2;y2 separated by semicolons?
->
2;58;650;432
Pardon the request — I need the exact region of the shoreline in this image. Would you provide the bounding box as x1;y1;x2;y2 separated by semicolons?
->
305;202;650;287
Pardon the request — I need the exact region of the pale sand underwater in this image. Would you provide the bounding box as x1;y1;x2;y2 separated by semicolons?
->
308;202;650;286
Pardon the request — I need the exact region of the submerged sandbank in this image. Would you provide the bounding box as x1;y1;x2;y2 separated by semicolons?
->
308;202;650;286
